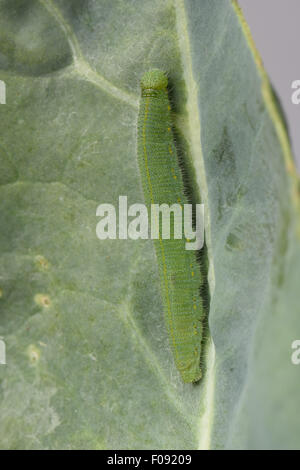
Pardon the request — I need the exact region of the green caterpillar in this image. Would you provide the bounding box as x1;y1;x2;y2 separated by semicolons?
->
137;69;205;383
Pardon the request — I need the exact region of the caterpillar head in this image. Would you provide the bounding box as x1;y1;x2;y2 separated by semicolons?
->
141;69;168;91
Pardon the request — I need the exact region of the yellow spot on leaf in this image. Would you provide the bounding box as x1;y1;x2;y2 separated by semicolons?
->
35;255;49;271
34;294;51;308
27;344;41;364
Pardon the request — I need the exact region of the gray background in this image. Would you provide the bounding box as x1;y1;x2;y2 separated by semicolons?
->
239;0;300;170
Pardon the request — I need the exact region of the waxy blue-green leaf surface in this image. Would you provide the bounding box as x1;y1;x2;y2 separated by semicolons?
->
0;0;300;449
